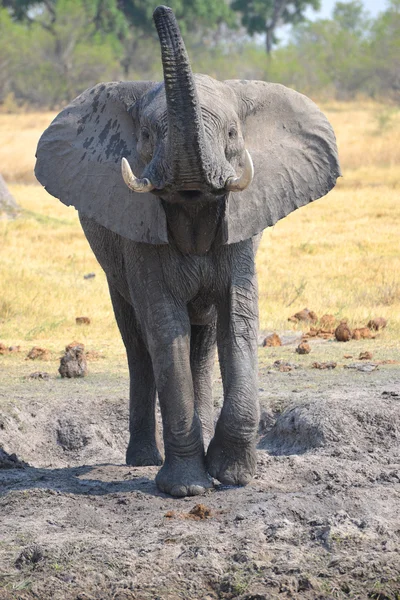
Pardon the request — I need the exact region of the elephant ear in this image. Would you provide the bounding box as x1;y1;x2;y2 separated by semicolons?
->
223;81;341;244
35;82;168;244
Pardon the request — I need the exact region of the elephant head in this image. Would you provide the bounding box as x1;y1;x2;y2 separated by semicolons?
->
35;6;340;245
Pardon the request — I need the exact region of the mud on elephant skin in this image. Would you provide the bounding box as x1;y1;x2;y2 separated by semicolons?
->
35;6;340;496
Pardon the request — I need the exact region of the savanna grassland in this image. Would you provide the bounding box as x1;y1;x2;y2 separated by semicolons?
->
1;101;399;357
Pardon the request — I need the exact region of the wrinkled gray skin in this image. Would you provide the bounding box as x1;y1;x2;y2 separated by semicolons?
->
35;6;340;497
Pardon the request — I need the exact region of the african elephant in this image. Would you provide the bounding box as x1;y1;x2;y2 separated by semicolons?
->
35;5;340;497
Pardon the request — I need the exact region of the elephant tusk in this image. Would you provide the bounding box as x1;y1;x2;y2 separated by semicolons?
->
225;149;254;192
121;158;155;193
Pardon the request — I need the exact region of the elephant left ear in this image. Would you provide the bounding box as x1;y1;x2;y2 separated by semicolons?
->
222;80;341;243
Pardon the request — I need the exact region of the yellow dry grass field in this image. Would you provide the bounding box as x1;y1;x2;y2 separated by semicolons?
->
0;101;399;360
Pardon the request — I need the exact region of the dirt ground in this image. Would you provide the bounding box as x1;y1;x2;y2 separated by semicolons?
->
0;337;399;600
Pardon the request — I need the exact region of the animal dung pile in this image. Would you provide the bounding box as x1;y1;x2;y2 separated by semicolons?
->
368;317;387;330
312;361;337;370
296;341;311;354
288;308;318;324
352;327;373;340
359;351;373;360
262;333;282;347
59;342;87;378
24;371;50;380
0;343;20;354
334;322;352;342
26;346;51;360
273;360;300;372
75;316;91;325
164;504;213;520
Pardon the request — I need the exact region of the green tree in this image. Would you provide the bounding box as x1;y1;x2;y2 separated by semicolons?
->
231;0;321;54
369;0;400;98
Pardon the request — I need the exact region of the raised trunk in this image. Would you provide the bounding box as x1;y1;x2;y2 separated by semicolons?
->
153;6;210;189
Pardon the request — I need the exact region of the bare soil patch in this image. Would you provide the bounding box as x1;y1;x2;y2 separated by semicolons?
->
0;342;399;600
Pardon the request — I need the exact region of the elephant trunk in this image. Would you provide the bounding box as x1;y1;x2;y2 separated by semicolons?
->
153;6;211;190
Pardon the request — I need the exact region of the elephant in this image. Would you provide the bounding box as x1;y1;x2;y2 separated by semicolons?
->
35;5;340;497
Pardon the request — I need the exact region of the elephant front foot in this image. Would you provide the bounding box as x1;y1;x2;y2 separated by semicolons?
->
126;438;163;467
206;435;257;486
155;454;213;497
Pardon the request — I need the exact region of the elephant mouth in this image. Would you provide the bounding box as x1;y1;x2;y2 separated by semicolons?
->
121;149;254;198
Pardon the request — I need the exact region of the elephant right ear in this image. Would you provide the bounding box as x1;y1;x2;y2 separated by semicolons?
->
222;80;341;244
35;82;168;244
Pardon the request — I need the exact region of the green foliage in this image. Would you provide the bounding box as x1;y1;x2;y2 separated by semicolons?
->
231;0;320;52
1;0;400;106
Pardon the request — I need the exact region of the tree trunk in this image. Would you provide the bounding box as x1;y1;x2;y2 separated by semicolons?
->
0;174;19;218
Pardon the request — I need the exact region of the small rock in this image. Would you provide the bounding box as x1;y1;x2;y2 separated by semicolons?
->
59;343;87;378
296;341;311;354
83;273;95;280
335;322;352;342
359;351;373;360
368;317;387;330
312;361;337;370
352;327;372;340
288;308;318;323
26;346;50;360
75;316;91;325
262;333;282;347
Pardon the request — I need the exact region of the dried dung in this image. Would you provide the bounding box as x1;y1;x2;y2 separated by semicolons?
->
65;341;85;352
352;327;372;340
25;371;50;380
273;360;300;372
368;317;387;331
296;341;311;354
262;333;282;347
304;327;334;340
359;351;373;360
288;308;318;323
312;362;337;370
75;316;91;325
164;504;213;521
186;504;213;520
335;322;352;342
59;343;87;378
26;347;51;360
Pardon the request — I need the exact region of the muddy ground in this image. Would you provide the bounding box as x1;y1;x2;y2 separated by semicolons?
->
0;337;399;600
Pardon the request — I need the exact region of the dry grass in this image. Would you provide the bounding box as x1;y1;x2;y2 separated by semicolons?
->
0;101;399;357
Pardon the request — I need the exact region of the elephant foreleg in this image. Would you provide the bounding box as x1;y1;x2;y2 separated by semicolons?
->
206;282;260;485
140;304;212;497
108;284;163;466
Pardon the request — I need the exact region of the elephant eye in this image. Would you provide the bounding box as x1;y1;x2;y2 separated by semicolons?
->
228;126;237;140
141;127;150;141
